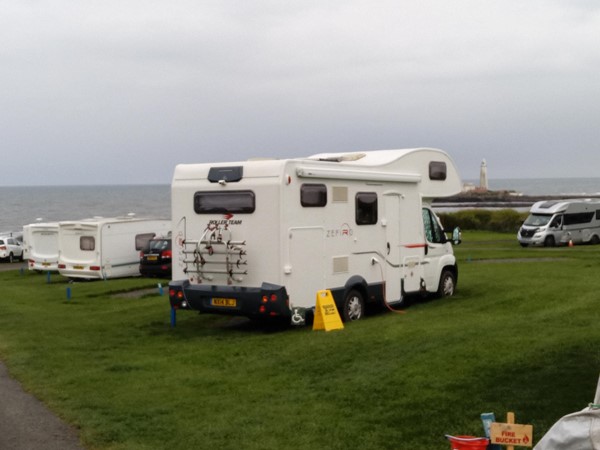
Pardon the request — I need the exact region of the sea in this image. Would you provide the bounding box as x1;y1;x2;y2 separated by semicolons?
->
2;178;600;234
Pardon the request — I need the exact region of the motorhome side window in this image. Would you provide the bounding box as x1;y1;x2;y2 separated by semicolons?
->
301;184;327;207
135;233;156;251
429;161;447;181
422;208;445;243
194;191;256;214
564;212;595;225
80;236;95;251
356;192;377;225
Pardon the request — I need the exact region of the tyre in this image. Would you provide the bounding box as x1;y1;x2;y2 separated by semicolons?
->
519;243;529;248
341;289;365;322
436;270;456;298
544;236;555;247
8;253;14;263
591;235;600;245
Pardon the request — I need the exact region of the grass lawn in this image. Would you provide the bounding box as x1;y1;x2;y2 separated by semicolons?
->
1;232;599;449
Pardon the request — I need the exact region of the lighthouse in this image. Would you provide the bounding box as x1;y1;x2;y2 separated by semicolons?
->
480;159;488;191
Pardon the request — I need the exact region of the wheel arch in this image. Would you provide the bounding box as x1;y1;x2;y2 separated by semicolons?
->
329;275;369;312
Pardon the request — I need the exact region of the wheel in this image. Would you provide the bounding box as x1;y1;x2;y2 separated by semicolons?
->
544;236;555;247
341;289;365;322
8;253;14;263
520;243;529;248
591;235;600;245
436;270;456;298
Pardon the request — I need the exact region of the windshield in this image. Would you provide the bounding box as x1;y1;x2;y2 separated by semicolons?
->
523;213;553;227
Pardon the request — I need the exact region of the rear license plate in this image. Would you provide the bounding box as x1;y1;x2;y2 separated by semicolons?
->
147;255;158;261
73;265;84;270
42;262;50;267
211;297;237;307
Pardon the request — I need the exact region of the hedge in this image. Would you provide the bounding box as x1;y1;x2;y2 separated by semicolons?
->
437;209;528;233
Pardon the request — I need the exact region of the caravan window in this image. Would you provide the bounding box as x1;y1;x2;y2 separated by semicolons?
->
301;184;327;207
135;233;156;251
194;191;255;214
80;236;95;251
356;192;377;225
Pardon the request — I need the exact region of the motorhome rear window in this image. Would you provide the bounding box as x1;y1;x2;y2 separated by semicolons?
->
301;184;327;207
194;191;256;214
356;192;377;225
208;166;243;183
135;233;156;251
80;236;95;251
429;161;447;181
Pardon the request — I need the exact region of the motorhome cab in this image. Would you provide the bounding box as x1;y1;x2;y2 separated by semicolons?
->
518;199;600;247
58;216;171;280
23;222;60;271
169;148;462;324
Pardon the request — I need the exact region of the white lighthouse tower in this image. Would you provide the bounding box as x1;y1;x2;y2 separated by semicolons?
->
479;159;489;191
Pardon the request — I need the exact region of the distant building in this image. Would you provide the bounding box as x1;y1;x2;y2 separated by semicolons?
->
479;159;488;191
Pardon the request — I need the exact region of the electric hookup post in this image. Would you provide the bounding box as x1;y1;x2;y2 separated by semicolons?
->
170;307;176;328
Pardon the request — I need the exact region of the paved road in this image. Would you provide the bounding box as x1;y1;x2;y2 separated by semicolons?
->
0;362;85;450
1;262;85;449
0;261;27;272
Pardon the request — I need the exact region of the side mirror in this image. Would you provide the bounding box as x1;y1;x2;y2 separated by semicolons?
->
452;227;462;245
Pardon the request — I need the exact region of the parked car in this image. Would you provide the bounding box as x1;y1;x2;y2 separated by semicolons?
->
0;235;24;262
139;237;172;278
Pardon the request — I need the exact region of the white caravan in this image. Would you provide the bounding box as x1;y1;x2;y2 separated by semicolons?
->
23;222;60;271
518;199;600;247
58;216;171;280
169;148;462;323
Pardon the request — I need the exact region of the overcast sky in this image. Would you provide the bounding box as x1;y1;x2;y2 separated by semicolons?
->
2;0;600;186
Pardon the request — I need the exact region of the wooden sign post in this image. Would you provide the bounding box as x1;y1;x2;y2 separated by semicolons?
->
489;412;533;448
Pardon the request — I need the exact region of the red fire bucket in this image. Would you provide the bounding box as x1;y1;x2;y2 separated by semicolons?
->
446;435;490;450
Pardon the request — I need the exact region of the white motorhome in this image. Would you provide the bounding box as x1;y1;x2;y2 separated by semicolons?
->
518;199;600;247
58;216;171;280
169;148;462;324
23;222;60;271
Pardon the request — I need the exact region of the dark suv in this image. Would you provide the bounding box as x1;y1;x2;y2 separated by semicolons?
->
139;237;172;278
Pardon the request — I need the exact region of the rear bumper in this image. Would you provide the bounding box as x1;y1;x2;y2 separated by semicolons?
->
169;280;290;319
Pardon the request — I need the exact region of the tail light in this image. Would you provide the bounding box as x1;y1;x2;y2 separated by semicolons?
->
90;266;101;271
161;250;172;259
58;263;66;269
0;245;6;250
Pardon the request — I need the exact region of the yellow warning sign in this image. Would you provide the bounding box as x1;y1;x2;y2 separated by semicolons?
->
312;290;344;331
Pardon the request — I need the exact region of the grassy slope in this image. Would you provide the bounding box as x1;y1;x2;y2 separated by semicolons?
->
0;233;599;449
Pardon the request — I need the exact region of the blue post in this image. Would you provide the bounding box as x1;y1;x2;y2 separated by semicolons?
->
66;286;72;301
46;271;51;284
158;283;164;296
170;307;176;328
20;267;24;276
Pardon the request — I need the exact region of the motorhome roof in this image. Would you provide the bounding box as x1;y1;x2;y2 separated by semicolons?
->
532;198;600;214
306;148;438;166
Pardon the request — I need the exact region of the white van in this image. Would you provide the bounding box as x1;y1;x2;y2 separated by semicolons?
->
518;199;600;247
23;222;60;271
169;148;462;324
58;216;171;279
